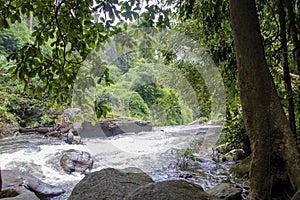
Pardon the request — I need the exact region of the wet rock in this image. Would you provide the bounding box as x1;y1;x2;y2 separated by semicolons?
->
0;192;39;200
206;120;224;125
0;170;64;200
230;156;251;178
79;120;152;138
65;131;82;144
1;170;38;200
179;172;195;179
223;149;245;161
212;143;229;162
4;161;43;177
125;180;215;200
214;143;229;154
69;167;154;200
60;149;93;174
207;183;242;200
21;172;65;199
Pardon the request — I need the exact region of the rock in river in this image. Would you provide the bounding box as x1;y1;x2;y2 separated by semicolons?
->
69;167;154;200
79;120;152;138
125;180;215;200
0;170;64;199
206;183;242;200
60;149;93;174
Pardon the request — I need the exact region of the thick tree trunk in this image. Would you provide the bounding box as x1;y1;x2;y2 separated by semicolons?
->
277;0;297;136
229;0;300;199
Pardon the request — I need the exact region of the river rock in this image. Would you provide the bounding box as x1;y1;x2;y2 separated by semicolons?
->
60;149;93;174
206;183;242;200
79;120;152;138
0;192;39;200
214;143;229;154
223;149;245;161
4;161;43;177
21;172;65;199
68;167;154;200
230;156;251;178
0;170;64;199
65;131;82;144
125;180;215;200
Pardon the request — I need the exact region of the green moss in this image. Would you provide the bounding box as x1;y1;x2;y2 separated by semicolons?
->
230;156;251;178
0;189;19;198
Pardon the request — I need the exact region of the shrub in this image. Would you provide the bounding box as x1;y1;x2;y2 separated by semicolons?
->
222;108;251;156
129;92;150;119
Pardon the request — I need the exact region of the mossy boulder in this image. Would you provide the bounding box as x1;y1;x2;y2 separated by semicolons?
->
206;183;242;200
229;156;251;178
125;180;217;200
0;189;19;198
69;168;154;200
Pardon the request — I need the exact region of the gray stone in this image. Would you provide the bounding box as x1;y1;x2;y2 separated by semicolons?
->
68;168;154;200
125;180;215;200
65;131;82;144
22;172;65;199
230;156;251;178
207;183;242;200
0;191;39;200
1;170;64;199
214;143;229;154
224;149;245;161
79;120;152;138
60;149;93;174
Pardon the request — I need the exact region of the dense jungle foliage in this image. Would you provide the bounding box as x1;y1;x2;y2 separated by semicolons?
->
2;0;300;198
0;0;299;151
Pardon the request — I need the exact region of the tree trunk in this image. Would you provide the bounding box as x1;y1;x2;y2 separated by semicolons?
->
29;12;33;32
229;0;300;199
277;0;297;136
285;0;300;77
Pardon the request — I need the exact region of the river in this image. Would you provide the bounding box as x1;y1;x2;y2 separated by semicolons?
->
0;124;243;199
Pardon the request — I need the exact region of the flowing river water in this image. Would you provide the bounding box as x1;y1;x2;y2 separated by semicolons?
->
0;124;246;199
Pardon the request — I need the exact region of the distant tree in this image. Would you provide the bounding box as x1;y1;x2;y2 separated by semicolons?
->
0;0;172;109
129;92;150;119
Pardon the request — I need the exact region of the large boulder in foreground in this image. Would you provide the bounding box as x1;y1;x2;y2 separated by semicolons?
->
0;170;64;200
68;167;154;200
125;180;216;200
206;183;242;200
60;149;93;174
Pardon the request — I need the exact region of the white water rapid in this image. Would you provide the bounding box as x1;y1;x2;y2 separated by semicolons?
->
0;124;233;199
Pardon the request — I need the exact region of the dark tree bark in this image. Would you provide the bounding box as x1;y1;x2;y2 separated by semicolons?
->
277;0;297;136
285;0;300;77
229;0;300;199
